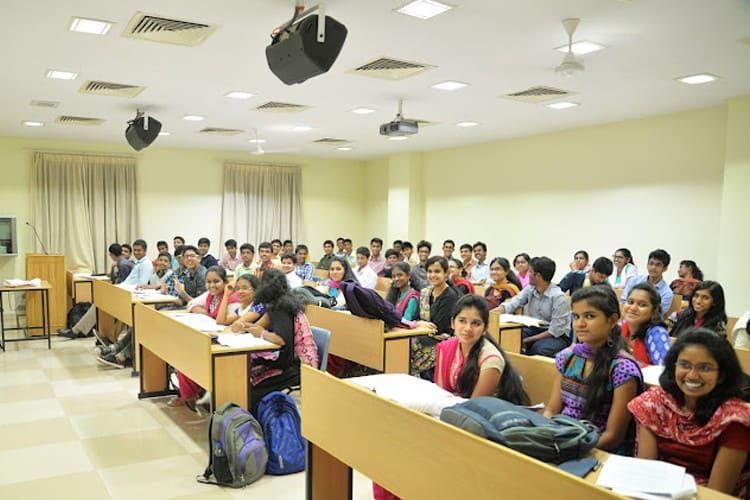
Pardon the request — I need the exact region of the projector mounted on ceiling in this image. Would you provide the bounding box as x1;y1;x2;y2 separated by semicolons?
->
125;109;161;151
266;1;348;85
380;99;418;137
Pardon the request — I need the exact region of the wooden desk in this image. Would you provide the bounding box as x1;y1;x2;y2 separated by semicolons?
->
736;347;750;375
67;271;109;306
313;268;328;280
488;311;523;353
134;304;279;409
0;281;51;351
301;366;730;500
92;280;181;372
506;351;557;405
304;305;431;373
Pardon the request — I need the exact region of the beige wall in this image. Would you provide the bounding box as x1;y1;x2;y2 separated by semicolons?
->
0;137;367;282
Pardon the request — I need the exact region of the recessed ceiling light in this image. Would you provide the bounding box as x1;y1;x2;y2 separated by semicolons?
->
431;80;468;91
23;121;44;127
389;136;409;141
456;121;478;128
546;101;579;110
336;146;353;151
350;107;376;114
676;73;720;85
224;90;255;100
45;69;78;80
158;131;170;136
555;40;605;55
69;17;113;35
293;126;312;132
396;0;453;20
183;115;205;121
248;138;267;144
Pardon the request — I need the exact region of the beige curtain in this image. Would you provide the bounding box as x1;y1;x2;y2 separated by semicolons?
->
32;153;137;272
221;162;304;245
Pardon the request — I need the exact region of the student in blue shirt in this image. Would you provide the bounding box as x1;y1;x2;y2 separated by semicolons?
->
122;239;153;285
620;249;674;318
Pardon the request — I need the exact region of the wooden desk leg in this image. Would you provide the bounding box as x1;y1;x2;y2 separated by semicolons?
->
384;338;410;374
488;314;500;344
500;327;522;354
306;442;352;500
139;345;171;397
213;353;250;410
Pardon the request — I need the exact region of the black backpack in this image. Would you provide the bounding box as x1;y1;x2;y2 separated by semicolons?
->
339;280;403;329
292;285;337;309
67;302;93;336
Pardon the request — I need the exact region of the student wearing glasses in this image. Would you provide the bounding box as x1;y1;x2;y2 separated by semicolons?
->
174;245;207;305
610;248;637;289
628;329;750;497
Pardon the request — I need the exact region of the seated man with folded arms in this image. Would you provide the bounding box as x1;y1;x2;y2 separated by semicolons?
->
317;239;335;270
254;241;277;278
270;238;283;266
369;237;386;276
620;248;674;318
471;241;490;284
197;237;218;269
280;252;303;289
559;256;613;294
293;244;315;281
493;256;571;357
219;238;241;271
233;243;256;278
122;239;153;286
459;243;476;279
442;239;455;260
174;245;207;305
354;246;378;289
343;238;356;267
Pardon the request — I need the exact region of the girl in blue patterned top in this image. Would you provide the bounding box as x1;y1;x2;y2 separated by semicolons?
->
544;286;644;453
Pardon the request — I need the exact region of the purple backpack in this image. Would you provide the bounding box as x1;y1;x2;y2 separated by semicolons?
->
339;280;404;329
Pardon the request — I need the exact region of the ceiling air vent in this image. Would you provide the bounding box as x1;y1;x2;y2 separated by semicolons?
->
30;100;59;108
313;138;349;144
55;115;105;126
502;86;573;104
122;12;218;46
198;127;244;136
80;80;145;98
255;101;310;113
351;57;435;81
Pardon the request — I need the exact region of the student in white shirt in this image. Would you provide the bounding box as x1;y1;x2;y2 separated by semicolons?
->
354;246;378;289
279;252;302;289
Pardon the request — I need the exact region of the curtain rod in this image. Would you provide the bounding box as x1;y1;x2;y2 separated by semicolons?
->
225;160;300;168
26;148;136;159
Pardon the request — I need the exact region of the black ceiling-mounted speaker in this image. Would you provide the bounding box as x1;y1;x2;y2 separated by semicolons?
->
125;115;162;151
266;14;347;85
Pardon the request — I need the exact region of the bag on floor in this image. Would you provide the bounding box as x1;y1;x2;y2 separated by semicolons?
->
257;391;306;475
66;301;93;336
198;402;268;488
440;397;599;464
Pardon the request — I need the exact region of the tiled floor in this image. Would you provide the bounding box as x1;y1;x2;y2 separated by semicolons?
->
0;335;374;499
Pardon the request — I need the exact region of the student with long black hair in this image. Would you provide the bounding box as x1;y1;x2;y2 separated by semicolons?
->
385;261;421;321
670;281;727;338
628;329;750;496
621;282;671;366
544;286;644;453
484;257;522;310
435;295;529;404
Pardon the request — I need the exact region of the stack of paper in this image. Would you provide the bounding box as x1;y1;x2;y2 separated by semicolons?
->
215;333;277;349
0;278;41;287
499;313;547;327
596;455;697;499
641;365;665;387
169;313;225;332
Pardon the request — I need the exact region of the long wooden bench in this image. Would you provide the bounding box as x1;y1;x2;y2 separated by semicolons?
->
304;305;432;373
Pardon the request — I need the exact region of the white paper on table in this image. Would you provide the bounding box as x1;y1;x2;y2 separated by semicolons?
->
169;313;225;332
216;333;277;349
612;474;697;500
499;314;546;327
641;364;665;386
1;278;41;287
596;455;693;498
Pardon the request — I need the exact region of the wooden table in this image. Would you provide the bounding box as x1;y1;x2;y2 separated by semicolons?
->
134;304;279;410
488;311;523;353
92;279;181;373
300;365;731;500
304;305;433;373
66;271;109;306
0;280;51;351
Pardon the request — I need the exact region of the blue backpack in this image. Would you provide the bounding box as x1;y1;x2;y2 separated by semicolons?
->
257;392;306;475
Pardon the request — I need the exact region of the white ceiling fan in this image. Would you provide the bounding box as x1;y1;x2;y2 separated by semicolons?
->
250;128;265;155
555;18;585;78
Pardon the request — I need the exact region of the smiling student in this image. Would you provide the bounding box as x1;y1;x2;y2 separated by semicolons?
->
484;257;522;310
621;249;674;319
621;282;671;367
628;329;750;496
354;246;378;289
254;241;277;278
279;252;303;289
219;238;241;271
197;237;218;269
513;252;531;289
317;239;336;270
385;261;421;321
544;286;644;453
670;281;728;338
293;244;315;281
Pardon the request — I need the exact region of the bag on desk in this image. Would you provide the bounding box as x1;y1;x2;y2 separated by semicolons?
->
257;391;306;475
293;286;337;309
440;397;599;464
198;402;267;488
